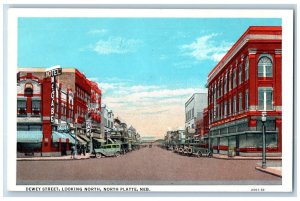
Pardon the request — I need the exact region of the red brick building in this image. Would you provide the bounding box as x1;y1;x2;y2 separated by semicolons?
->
17;68;102;157
206;26;282;156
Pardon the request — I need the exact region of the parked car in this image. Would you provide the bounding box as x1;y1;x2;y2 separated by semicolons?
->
149;144;152;148
93;143;122;158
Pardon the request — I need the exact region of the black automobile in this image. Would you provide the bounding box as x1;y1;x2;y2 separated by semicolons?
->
149;144;152;148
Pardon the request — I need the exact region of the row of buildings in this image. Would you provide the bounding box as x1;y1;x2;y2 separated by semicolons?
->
17;67;140;157
178;26;282;156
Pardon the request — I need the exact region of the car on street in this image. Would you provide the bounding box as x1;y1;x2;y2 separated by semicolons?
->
93;143;122;158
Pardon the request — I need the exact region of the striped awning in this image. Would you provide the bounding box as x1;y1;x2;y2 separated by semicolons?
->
17;131;43;143
52;132;75;143
78;134;91;142
70;134;87;145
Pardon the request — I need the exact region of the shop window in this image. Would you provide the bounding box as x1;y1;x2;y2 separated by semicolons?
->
17;124;29;131
258;55;273;77
258;87;273;111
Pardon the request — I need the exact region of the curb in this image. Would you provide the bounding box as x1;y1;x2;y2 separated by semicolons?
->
255;166;282;178
17;157;91;161
212;155;282;160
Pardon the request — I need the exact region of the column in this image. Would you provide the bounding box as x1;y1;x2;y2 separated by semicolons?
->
248;49;257;110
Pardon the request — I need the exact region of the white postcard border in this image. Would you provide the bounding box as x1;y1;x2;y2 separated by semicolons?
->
6;8;294;192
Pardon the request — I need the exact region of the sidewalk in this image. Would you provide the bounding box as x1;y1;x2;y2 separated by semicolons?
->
212;153;282;160
17;153;91;161
255;166;282;177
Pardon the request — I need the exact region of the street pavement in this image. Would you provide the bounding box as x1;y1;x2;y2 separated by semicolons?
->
17;146;281;185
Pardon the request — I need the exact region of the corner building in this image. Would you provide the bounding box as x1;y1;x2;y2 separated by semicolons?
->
207;26;282;156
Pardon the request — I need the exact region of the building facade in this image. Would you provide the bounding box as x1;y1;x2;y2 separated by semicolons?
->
185;93;207;137
17;67;102;157
100;104;115;137
206;26;282;156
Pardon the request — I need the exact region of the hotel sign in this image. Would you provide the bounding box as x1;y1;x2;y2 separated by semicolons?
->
45;66;62;124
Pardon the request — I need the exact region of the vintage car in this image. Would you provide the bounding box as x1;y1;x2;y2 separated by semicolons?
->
93;143;122;158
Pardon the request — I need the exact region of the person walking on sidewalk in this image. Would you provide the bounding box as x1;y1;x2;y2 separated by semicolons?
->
82;144;86;156
71;145;75;159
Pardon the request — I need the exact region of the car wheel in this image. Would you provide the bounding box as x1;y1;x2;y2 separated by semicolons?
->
96;153;102;158
115;152;121;157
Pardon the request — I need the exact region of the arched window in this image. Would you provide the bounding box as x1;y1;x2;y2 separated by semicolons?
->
258;55;273;77
24;83;33;96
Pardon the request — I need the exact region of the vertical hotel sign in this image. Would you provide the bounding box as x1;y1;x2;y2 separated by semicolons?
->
45;66;62;124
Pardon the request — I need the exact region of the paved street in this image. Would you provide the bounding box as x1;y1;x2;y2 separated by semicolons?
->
17;145;281;185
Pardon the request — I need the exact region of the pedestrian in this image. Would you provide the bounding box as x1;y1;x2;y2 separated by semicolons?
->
82;145;86;156
71;145;75;159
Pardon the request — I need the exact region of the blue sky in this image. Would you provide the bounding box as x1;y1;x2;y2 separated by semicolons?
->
18;17;281;137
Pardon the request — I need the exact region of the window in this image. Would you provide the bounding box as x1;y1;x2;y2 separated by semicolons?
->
224;75;227;94
224;101;227;117
238;64;243;84
228;72;231;91
258;56;273;77
233;69;236;88
32;100;41;116
24;83;33;96
233;96;236;114
228;99;231;115
17;100;27;116
245;57;249;80
245;90;249;110
258;87;273;110
239;93;243;112
220;80;223;97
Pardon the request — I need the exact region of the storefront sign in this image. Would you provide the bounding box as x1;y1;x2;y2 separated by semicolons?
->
46;66;62;124
50;76;56;124
45;67;62;78
57;123;70;133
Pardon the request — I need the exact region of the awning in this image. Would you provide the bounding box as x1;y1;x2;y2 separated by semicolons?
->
17;131;43;143
70;134;87;145
52;131;75;143
78;134;91;142
93;138;106;143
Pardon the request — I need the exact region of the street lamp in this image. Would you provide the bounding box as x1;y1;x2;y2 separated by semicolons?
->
261;112;267;169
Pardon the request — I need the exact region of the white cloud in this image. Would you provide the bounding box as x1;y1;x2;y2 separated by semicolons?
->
96;81;207;138
88;29;108;34
181;33;232;62
92;37;143;55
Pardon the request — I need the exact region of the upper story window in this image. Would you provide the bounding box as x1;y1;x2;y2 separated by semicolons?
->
245;90;249;110
228;71;231;91
24;83;33;97
17;100;27;116
233;96;237;114
258;87;273;111
258;55;273;77
239;93;243;112
32;100;41;116
233;69;236;88
238;64;243;84
224;75;227;94
245;57;249;80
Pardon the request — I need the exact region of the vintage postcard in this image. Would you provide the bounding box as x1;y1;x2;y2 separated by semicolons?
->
5;8;294;193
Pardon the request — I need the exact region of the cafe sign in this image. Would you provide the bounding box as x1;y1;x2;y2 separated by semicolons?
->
45;65;62;124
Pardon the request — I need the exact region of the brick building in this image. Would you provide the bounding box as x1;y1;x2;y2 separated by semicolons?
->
17;67;102;157
206;26;282;156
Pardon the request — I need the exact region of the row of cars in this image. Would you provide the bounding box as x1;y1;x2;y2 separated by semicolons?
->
164;139;212;157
